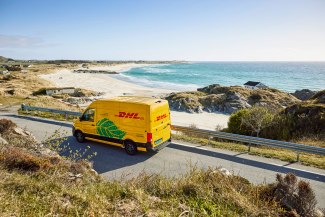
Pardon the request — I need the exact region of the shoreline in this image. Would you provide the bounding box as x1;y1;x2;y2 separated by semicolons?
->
40;63;230;130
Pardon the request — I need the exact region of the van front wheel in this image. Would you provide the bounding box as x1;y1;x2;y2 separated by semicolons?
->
125;141;137;155
75;131;85;143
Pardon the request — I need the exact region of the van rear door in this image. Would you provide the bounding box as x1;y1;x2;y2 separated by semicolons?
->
150;101;171;148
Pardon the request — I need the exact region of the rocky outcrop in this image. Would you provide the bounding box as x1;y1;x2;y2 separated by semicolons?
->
310;90;325;104
73;69;118;74
291;89;316;101
165;84;300;114
0;119;59;158
63;97;93;105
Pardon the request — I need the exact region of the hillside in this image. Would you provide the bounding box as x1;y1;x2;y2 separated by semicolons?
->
0;119;322;216
165;84;300;114
261;90;325;141
0;56;14;63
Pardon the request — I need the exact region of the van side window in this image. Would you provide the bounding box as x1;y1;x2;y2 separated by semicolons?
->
81;109;95;122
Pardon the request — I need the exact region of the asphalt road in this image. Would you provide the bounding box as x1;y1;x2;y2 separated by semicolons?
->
1;111;324;208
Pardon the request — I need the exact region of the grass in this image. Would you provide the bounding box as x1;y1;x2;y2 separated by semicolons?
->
0;118;321;216
0;166;285;216
172;133;325;170
0;96;25;106
0;118;284;216
17;96;82;122
19;110;78;122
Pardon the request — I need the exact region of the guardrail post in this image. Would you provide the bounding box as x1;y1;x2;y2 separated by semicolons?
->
21;104;26;111
296;152;300;162
248;143;251;152
65;113;68;121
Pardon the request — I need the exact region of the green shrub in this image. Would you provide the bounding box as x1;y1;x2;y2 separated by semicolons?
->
227;109;251;135
262;104;325;140
240;106;275;137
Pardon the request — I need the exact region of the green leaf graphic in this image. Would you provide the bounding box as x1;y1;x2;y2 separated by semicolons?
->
96;118;126;139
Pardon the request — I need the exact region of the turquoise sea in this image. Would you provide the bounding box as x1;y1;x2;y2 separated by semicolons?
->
116;62;325;92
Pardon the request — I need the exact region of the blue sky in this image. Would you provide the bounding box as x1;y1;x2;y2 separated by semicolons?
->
0;0;324;61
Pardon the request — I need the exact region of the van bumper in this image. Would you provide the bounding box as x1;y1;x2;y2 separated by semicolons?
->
147;138;171;152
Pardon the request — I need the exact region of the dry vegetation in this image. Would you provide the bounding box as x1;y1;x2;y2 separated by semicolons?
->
0;119;323;216
0;63;81;107
173;133;325;169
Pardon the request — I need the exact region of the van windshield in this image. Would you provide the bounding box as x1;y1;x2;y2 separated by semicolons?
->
82;109;95;122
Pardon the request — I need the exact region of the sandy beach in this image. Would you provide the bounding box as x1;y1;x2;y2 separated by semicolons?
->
40;63;230;130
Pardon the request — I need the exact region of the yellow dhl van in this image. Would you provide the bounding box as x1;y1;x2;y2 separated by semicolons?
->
72;96;171;155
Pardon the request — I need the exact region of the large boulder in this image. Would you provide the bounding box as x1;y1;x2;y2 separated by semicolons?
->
291;89;316;101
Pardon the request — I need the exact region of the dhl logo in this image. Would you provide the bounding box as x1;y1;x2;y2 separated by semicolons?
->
155;114;167;122
115;112;144;120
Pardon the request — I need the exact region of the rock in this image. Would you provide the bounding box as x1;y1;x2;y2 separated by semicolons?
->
38;148;60;158
90;169;98;176
310;90;325;104
6;89;15;95
68;173;83;180
73;69;118;74
0;136;8;145
164;84;300;114
197;84;221;94
64;97;91;105
13;127;28;136
315;209;324;217
219;168;231;176
291;89;316;101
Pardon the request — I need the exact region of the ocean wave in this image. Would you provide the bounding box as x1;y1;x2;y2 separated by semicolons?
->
141;67;174;74
113;73;198;91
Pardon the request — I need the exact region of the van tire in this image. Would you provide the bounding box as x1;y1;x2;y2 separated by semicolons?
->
75;131;85;143
125;141;137;155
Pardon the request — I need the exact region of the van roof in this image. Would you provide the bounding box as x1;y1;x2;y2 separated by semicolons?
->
98;96;166;105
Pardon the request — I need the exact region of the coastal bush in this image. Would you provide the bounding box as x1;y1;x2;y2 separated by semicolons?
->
227;103;325;142
0;119;17;133
240;106;275;137
227;109;250;135
261;103;325;141
261;173;318;217
0;147;52;172
227;107;275;137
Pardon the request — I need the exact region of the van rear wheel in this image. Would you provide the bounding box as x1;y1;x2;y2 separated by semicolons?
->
125;141;137;155
75;131;85;143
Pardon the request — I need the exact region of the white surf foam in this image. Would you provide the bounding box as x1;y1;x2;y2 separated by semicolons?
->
112;73;198;91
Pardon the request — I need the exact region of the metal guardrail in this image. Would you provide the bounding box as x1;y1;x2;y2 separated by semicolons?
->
21;104;82;119
171;125;325;160
20;104;325;159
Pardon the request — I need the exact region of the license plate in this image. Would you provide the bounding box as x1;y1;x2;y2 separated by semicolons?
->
154;138;163;145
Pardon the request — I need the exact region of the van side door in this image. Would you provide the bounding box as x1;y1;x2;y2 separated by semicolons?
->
80;108;97;135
